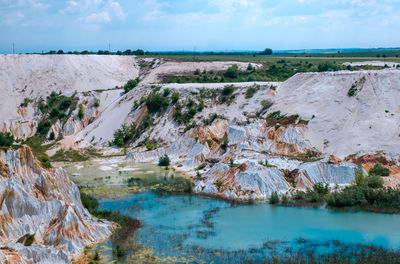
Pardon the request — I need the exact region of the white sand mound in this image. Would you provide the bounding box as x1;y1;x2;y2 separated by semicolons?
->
272;69;400;159
343;61;399;68
0;54;139;121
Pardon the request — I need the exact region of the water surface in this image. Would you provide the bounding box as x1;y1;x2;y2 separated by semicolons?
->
63;159;400;263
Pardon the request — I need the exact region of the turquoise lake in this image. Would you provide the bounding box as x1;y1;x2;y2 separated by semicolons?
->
62;160;400;263
96;190;400;263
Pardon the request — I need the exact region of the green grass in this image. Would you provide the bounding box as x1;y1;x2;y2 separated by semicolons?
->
157;57;387;84
24;136;53;168
143;54;400;63
51;149;89;162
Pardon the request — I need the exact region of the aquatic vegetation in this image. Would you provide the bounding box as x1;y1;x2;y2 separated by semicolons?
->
80;186;147;199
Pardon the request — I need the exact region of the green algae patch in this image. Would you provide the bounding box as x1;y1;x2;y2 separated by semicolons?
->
80;186;147;199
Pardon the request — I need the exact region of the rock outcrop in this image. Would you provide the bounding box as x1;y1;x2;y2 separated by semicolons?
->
0;146;115;263
127;118;358;200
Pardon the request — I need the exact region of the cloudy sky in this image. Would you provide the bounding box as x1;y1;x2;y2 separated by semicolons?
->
1;0;399;53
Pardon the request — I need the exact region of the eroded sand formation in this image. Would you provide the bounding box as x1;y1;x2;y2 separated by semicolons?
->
0;146;115;263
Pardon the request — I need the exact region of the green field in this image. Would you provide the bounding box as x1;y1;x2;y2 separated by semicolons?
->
144;53;400;64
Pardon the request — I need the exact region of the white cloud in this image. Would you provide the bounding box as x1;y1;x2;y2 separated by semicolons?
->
110;1;127;20
62;0;126;24
83;11;111;23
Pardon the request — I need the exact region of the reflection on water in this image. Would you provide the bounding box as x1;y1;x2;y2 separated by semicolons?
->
62;159;400;263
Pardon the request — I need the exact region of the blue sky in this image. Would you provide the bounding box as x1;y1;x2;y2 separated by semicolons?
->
1;0;400;53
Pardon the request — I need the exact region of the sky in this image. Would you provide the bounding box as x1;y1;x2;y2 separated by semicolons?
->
1;0;400;53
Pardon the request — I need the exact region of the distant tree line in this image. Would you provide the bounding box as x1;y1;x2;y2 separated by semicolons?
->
42;48;274;56
45;49;151;56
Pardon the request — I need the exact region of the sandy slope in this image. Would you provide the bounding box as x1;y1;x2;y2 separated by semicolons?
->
272;69;400;159
0;54;139;121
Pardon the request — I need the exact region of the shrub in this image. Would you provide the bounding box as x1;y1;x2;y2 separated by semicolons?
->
78;104;84;119
171;92;180;104
49;131;55;140
203;113;222;126
186;98;195;108
0;132;14;147
220;136;229;152
113;123;136;147
80;192;99;214
347;84;357;97
49;108;60;118
224;65;239;79
139;114;152;130
145;93;169;113
20;98;32;107
59;97;72;110
257;99;273;117
158;154;170;166
196;163;206;171
369;163;390;177
94;98;100;107
37;121;51;135
184;121;197;132
245;87;257;99
313;182;329;195
368;174;384;188
194;69;201;75
247;63;253;71
270;192;279;204
318;63;339;72
145;141;154;151
220;85;235;104
39;155;51;168
197;101;205;112
354;165;368;186
124;78;140;93
162;88;171;97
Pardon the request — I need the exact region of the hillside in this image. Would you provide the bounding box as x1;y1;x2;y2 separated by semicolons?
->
1;55;400;201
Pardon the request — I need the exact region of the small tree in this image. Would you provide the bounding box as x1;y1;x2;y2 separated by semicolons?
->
94;98;100;108
354;165;368;186
261;48;273;55
37;121;51;135
270;192;279;204
49;131;55;140
224;65;239;79
369;163;390;177
145;93;169;113
158;154;170;166
124;78;140;93
0;132;14;147
78;104;84;119
368;174;384;188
